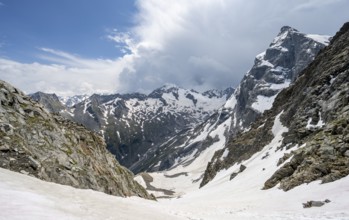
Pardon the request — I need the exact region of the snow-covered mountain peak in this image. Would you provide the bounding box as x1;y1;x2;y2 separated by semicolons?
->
148;84;181;99
162;83;179;89
59;94;89;107
270;26;300;52
270;26;331;52
238;27;329;119
279;25;299;34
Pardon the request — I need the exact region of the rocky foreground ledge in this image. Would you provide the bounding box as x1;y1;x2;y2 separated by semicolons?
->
0;80;154;199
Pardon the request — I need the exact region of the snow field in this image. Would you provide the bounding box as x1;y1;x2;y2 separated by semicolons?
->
1;111;349;219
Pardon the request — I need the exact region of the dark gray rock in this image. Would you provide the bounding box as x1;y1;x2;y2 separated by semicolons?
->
239;164;247;172
303;199;330;208
230;164;247;180
230;172;238;180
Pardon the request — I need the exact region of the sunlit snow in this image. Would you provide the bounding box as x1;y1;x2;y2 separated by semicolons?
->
2;113;348;219
306;34;331;45
251;94;278;113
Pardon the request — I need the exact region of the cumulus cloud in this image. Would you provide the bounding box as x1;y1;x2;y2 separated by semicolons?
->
0;48;134;96
112;0;348;92
0;0;348;95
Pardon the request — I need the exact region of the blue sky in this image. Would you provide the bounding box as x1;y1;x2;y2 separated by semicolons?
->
0;0;136;62
0;0;348;96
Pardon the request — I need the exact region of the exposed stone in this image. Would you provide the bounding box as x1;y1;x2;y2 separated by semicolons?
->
230;164;247;181
303;200;330;208
28;156;41;170
277;153;292;166
0;144;10;152
239;164;247;172
0;80;153;200
20;170;29;175
230;172;238;180
344;150;349;157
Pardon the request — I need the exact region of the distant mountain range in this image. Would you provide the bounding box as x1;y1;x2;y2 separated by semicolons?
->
30;84;234;171
30;26;330;178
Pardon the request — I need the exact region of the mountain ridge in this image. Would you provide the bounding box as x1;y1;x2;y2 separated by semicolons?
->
30;85;233;172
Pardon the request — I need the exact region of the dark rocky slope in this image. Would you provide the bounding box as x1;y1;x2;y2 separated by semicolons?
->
0;80;153;199
201;22;349;190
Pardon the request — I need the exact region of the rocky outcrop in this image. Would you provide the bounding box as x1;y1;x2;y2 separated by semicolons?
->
201;22;349;190
303;199;331;208
0;80;153;199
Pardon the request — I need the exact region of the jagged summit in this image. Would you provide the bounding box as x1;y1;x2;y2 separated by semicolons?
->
279;25;299;34
161;83;179;89
270;26;302;51
270;25;331;53
148;84;180;99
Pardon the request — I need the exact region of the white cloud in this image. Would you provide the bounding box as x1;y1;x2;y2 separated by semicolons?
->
292;0;345;12
0;49;134;96
110;0;349;92
0;0;348;95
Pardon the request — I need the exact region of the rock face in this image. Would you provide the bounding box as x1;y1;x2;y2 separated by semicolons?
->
201;22;349;190
230;26;329;133
0;80;153;199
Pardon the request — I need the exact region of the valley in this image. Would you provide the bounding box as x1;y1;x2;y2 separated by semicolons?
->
0;4;348;218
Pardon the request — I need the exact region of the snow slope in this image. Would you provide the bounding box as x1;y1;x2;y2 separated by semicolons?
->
2;110;349;220
1;113;348;219
1;111;342;220
139;112;233;197
0;168;179;220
